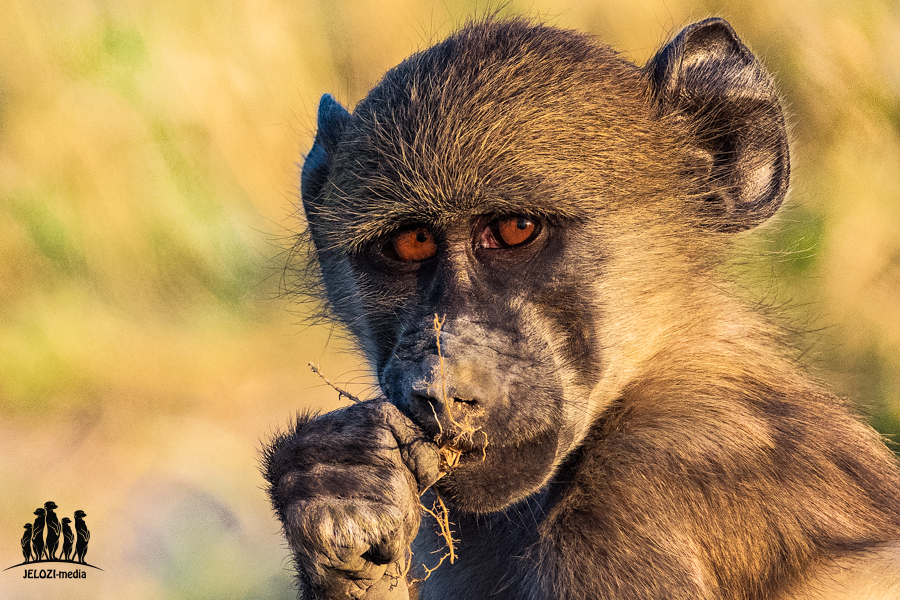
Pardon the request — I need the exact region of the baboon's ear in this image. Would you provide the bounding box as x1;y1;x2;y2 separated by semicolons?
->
647;18;789;231
300;94;352;211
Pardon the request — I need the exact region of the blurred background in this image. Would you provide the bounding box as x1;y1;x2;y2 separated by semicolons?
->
1;0;898;597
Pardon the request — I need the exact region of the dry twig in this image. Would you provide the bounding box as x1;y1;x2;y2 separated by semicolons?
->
308;362;361;403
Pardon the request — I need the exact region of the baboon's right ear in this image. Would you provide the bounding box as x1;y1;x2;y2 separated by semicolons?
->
300;94;352;208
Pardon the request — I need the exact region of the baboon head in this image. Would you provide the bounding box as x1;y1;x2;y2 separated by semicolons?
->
297;19;788;513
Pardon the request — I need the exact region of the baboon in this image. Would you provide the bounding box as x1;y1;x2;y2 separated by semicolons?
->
61;517;74;562
263;17;900;600
44;501;60;560
21;524;32;564
73;510;89;564
31;508;46;562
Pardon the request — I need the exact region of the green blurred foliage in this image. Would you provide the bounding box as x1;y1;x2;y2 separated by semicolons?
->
1;0;898;598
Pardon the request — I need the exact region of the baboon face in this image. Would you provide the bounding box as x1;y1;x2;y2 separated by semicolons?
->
299;20;788;513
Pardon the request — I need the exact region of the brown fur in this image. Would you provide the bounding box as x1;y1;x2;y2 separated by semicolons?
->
264;17;900;600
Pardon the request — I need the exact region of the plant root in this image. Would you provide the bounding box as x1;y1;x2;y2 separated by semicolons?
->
412;314;491;582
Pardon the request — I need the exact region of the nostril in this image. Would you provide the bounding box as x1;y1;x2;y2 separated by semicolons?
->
411;392;477;407
453;397;478;405
411;392;438;405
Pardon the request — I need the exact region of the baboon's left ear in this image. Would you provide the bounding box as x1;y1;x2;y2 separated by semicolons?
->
647;18;789;231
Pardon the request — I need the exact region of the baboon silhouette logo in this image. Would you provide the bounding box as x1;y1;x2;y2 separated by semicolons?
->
4;502;101;572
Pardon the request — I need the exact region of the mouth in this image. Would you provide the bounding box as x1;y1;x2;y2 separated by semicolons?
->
436;429;491;468
433;426;561;513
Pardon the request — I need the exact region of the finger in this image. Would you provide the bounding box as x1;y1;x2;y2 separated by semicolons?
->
324;554;388;583
372;402;442;489
359;567;411;600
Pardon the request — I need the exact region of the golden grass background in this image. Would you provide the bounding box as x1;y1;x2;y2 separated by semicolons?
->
1;0;898;597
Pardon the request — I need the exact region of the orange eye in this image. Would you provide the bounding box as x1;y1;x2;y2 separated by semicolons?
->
391;227;437;262
497;217;537;246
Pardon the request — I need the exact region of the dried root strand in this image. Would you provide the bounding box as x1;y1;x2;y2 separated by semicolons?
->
411;489;457;583
419;551;452;581
308;362;361;403
439;445;462;472
419;491;456;564
411;315;494;582
431;314;490;452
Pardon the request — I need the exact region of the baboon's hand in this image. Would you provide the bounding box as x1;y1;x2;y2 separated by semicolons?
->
264;400;441;600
